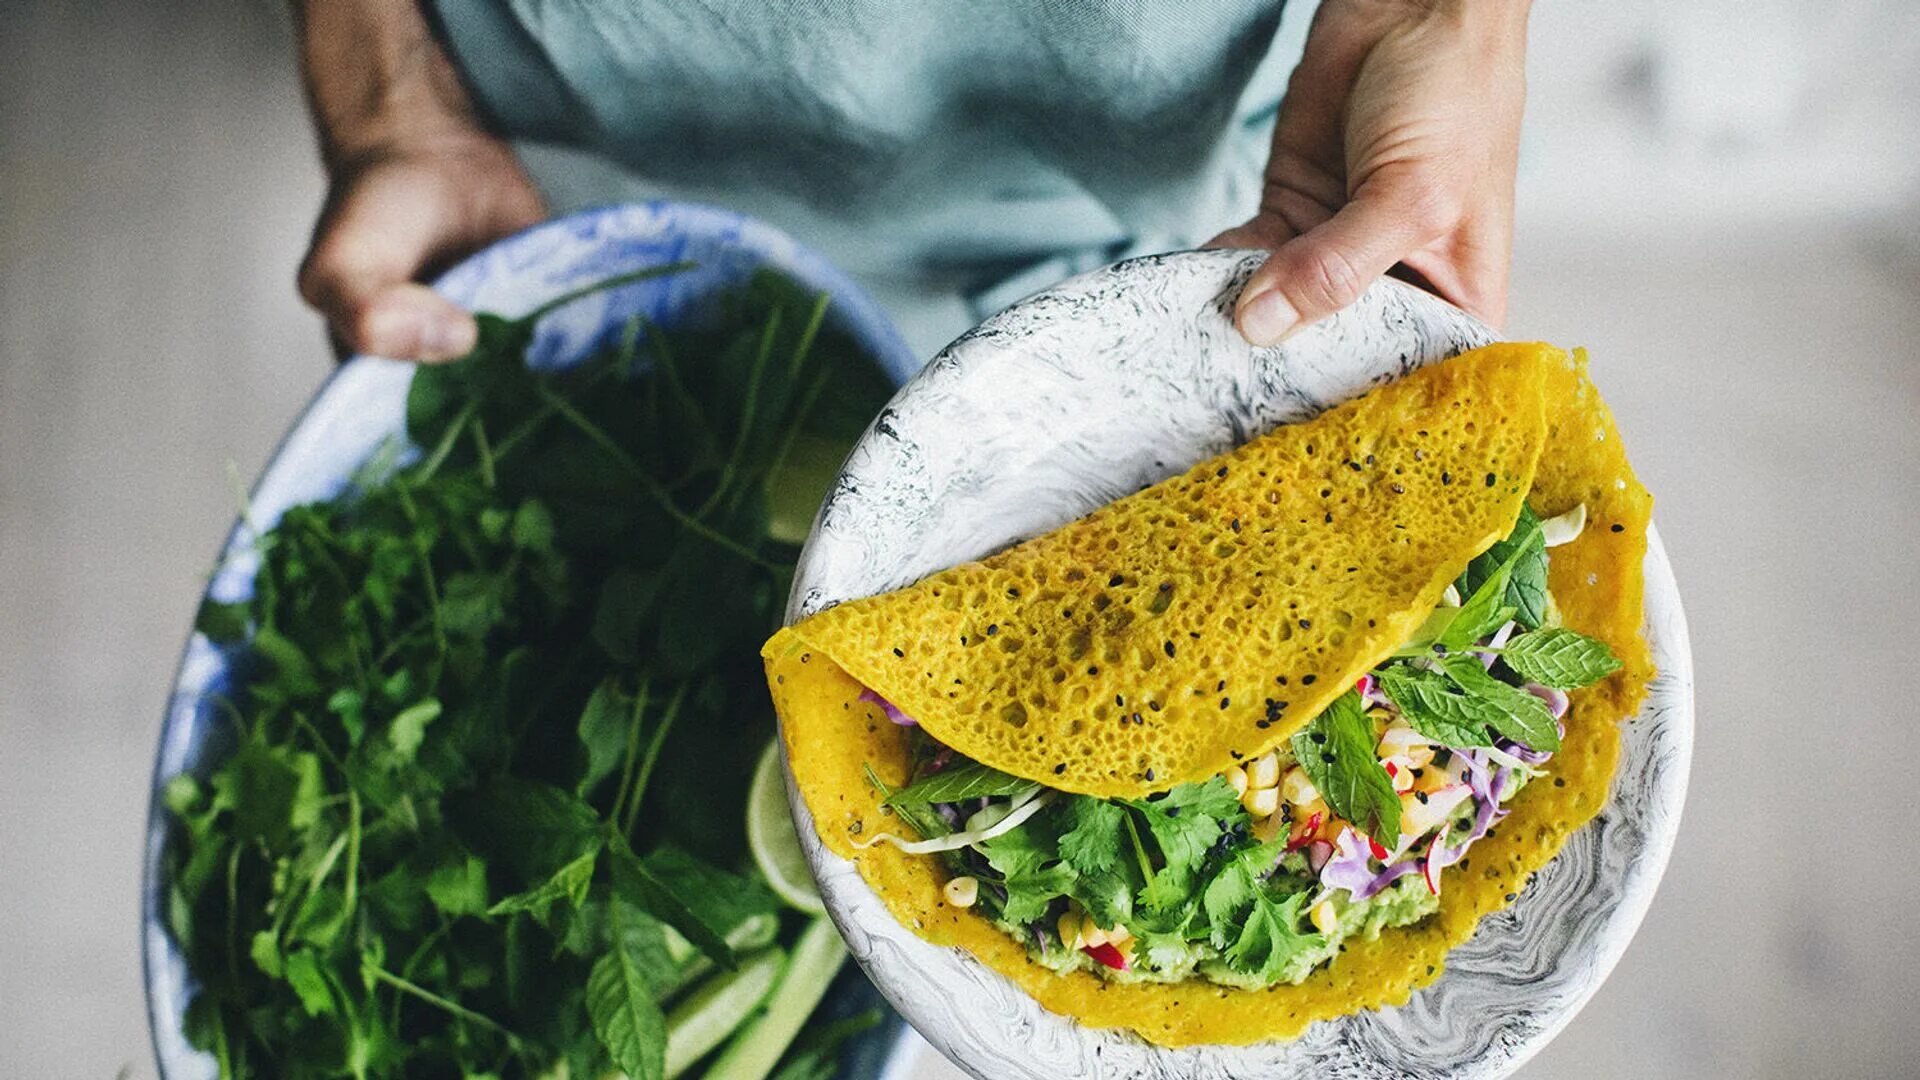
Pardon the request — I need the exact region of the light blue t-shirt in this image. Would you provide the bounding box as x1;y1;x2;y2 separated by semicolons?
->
430;1;1291;350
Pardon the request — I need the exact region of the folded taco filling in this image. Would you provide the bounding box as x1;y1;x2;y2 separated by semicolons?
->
763;344;1653;1045
853;502;1617;990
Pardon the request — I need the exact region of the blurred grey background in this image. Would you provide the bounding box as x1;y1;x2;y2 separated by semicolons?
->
3;1;1917;1077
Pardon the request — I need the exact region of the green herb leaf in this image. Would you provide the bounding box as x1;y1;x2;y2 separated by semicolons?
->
885;761;1036;809
1376;665;1499;748
194;598;249;644
1436;655;1561;752
1497;627;1622;689
1200;838;1288;950
612;841;777;972
1057;798;1126;877
588;898;671;1080
487;848;596;920
1223;890;1323;983
1125;779;1247;912
1459;504;1549;630
1289;691;1401;842
387;698;442;762
977;815;1075;924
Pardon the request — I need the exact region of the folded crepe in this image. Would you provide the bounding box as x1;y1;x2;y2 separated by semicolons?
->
763;343;1652;1046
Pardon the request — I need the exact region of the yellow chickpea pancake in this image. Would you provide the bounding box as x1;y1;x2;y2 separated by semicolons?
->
763;343;1653;1047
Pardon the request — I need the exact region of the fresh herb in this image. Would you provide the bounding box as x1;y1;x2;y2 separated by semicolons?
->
1125;779;1248;911
166;267;894;1078
1289;691;1402;842
1457;503;1549;631
884;761;1036;809
1496;627;1622;689
1436;655;1562;752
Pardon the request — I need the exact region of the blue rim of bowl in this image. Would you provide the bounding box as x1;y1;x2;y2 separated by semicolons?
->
142;200;920;1078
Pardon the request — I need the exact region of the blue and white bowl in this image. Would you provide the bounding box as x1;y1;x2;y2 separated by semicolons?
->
142;201;921;1080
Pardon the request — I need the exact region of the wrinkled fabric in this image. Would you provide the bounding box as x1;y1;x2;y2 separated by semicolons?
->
430;1;1289;340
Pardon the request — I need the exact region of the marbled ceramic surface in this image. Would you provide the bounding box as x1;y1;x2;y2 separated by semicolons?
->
784;249;1694;1079
142;202;921;1080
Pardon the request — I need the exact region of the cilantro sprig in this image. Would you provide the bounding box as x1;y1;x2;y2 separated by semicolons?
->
167;267;894;1078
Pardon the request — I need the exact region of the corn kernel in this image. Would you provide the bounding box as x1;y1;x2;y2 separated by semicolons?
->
1057;910;1082;950
1281;766;1320;806
1404;744;1436;769
1249;752;1281;790
1387;761;1415;794
1107;923;1133;945
1081;922;1109;948
1310;899;1339;935
1224;764;1249;797
943;876;978;909
1252;812;1287;843
1244;785;1279;818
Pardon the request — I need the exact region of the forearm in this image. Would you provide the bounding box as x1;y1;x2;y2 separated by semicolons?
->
294;0;482;169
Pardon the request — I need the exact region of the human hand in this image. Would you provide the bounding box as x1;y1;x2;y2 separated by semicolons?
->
292;0;545;362
1215;0;1530;344
297;135;545;361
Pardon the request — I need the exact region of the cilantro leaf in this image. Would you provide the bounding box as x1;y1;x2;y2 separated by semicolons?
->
1376;665;1500;748
977;818;1074;924
1223;890;1324;983
884;761;1036;809
1498;627;1622;689
1057;798;1126;877
1200;838;1287;949
1289;691;1400;842
1437;655;1561;752
1125;779;1246;912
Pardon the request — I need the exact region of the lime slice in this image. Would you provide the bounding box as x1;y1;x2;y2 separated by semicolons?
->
748;737;826;915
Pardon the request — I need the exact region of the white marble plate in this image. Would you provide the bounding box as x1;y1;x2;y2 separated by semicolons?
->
782;250;1693;1079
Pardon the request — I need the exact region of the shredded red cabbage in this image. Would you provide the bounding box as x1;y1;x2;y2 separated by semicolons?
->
857;687;918;726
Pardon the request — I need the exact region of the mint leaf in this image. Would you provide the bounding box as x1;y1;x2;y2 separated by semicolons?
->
1057;798;1126;877
194;598;249;644
1376;665;1499;748
1460;504;1549;630
575;679;632;798
1498;628;1622;689
588;896;671;1080
884;761;1036;808
1290;692;1401;842
1437;656;1560;752
612;841;777;971
1223;890;1323;983
387;698;442;762
487;848;596;921
1125;779;1246;912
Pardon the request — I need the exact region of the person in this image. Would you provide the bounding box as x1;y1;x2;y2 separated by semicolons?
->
294;1;1527;363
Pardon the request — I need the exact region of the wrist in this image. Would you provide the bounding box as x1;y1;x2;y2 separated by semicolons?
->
297;0;492;172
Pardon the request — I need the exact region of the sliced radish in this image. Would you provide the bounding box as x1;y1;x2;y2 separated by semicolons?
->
1423;832;1445;895
1306;839;1333;875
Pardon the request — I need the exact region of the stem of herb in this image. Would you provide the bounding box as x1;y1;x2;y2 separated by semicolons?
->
609;677;652;829
624;680;687;836
471;416;496;488
1123;810;1156;883
363;961;524;1046
517;260;695;324
537;382;782;572
696;305;782;519
413;399;479;483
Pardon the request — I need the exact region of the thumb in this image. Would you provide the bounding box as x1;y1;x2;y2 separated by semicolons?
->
297;174;479;362
1233;172;1452;346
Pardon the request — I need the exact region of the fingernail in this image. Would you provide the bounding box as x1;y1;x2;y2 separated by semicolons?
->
1238;290;1299;347
418;313;477;361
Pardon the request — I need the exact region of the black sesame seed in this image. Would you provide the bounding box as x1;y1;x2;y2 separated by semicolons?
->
1365;454;1375;465
1116;695;1125;706
1347;461;1363;472
1087;666;1099;675
1485;472;1497;487
1054;763;1067;775
1324;512;1334;523
1231;518;1241;532
1415;791;1429;804
1216;467;1228;478
1611;523;1625;533
1504;893;1517;902
1554;777;1566;787
1216;679;1226;691
1144;768;1156;781
1164;641;1176;658
1132;712;1143;724
1299;619;1312;629
1441;471;1453;485
1108;574;1125;587
1219;697;1230;710
1302;674;1317;685
1149;700;1162;711
1277;676;1289;685
1256;719;1272;729
1310;732;1327;745
986;624;999;636
892;647;904;657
